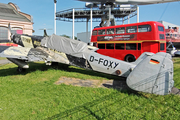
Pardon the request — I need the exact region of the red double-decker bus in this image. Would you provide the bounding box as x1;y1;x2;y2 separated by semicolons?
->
91;21;166;62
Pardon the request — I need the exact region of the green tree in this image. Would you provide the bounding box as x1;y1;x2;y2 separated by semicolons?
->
60;34;77;40
61;34;70;38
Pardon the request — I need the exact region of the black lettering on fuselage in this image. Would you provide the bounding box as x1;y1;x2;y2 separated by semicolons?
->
98;58;104;64
114;62;119;69
103;60;108;66
108;61;113;68
90;56;94;62
89;56;119;69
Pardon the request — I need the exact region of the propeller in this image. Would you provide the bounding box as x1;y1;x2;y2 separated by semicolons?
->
8;23;12;33
8;23;15;41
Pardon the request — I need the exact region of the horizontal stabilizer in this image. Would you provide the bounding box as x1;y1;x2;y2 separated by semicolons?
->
127;52;174;95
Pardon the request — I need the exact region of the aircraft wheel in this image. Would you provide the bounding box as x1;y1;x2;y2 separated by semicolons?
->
51;62;59;69
124;54;136;62
51;62;59;66
17;67;26;73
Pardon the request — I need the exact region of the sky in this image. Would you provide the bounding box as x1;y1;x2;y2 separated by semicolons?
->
1;0;180;37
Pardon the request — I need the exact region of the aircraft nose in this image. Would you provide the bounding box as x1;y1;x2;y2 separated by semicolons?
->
11;34;20;44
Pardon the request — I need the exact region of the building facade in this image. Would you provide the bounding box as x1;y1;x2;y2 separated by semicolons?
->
158;21;180;32
0;2;33;40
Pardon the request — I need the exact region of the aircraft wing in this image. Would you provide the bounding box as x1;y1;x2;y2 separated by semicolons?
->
0;46;69;68
0;46;50;61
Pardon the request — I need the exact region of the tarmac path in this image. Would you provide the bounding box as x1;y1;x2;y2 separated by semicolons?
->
0;59;11;66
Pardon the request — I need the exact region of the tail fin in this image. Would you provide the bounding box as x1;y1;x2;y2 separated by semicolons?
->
127;52;174;95
44;29;48;37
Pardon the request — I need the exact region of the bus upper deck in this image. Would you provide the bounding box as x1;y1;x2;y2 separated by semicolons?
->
91;21;166;62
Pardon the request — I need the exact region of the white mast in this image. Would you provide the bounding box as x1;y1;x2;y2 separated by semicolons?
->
54;0;57;35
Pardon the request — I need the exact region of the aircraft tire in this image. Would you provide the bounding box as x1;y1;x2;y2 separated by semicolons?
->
51;62;59;66
17;67;26;73
51;62;59;69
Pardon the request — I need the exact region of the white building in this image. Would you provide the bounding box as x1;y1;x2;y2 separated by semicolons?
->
158;21;180;32
0;2;33;40
77;32;91;43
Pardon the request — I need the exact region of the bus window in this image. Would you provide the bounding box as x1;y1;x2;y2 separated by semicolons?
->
160;43;165;51
170;34;173;38
98;44;105;49
138;43;141;50
98;29;106;35
116;27;125;34
126;43;136;50
126;26;137;33
107;28;114;35
138;25;151;32
159;34;165;39
92;30;97;35
158;26;164;31
115;43;124;50
106;44;114;49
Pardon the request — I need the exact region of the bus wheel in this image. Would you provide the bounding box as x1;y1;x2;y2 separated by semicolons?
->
124;54;136;62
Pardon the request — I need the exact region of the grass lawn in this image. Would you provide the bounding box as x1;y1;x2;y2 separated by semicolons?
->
0;58;180;119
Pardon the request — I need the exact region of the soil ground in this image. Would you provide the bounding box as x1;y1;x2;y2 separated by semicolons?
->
55;76;180;95
0;59;11;66
55;76;130;91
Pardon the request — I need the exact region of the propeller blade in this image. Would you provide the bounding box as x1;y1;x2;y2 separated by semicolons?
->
8;23;12;34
